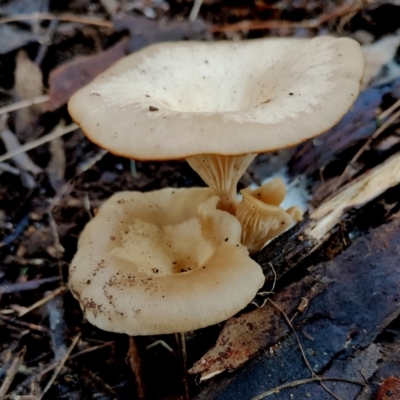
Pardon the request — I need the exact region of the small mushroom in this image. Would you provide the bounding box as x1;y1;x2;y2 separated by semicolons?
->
69;187;264;335
236;178;303;254
68;37;364;214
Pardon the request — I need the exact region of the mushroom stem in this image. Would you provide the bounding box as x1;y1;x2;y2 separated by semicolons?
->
186;153;256;214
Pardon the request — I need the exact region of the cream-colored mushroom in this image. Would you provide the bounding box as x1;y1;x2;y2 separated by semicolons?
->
68;37;365;214
69;187;264;335
236;178;303;254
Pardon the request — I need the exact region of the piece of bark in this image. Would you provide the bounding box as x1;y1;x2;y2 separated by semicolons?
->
189;276;326;378
357;338;400;399
194;215;400;400
48;37;129;111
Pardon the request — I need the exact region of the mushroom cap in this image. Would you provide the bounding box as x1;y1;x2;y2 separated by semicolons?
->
68;36;364;160
69;187;264;335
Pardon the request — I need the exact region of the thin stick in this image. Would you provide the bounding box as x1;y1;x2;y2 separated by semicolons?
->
189;0;203;21
0;12;113;28
18;286;67;317
379;98;400;120
39;333;81;399
211;2;360;33
250;376;364;400
0;95;49;116
0;123;77;163
69;341;114;359
268;299;343;400
0;347;26;398
0;314;50;333
176;332;190;400
128;336;145;399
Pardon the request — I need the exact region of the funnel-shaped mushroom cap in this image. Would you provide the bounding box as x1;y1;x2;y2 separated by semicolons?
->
237;178;303;254
68;36;364;160
69;187;264;335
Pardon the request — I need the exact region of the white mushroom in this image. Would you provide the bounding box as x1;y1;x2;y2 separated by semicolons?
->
236;178;303;254
69;187;265;335
68;37;365;214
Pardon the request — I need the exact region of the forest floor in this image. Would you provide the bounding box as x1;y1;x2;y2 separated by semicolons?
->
1;0;400;399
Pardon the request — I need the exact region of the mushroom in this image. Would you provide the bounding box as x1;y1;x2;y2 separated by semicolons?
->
236;177;303;254
69;187;265;335
68;36;365;214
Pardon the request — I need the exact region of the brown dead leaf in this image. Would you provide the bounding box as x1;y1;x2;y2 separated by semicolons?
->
189;277;326;379
47;136;66;191
48;37;129;111
112;13;210;53
14;51;45;141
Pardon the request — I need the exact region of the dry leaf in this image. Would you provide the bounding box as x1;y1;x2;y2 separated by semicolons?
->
48;37;129;111
14;51;45;141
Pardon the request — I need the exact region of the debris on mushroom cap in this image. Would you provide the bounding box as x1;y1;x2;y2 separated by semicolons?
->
69;187;265;335
68;36;364;160
237;178;303;254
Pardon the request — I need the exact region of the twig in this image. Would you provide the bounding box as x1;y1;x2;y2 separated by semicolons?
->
211;2;362;33
0;347;26;398
128;336;145;399
35;19;58;66
0;315;50;333
0;162;20;175
17;286;67;317
189;0;203;21
0;213;30;248
0;12;113;28
69;341;114;359
334;105;400;191
146;339;175;354
175;332;189;400
257;262;277;296
0;123;77;163
268;299;343;400
250;376;364;400
0;276;60;295
0;95;49;116
379;98;400;120
39;332;81;400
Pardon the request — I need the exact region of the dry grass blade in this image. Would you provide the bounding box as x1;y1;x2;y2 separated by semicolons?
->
17;286;67;317
0;12;113;28
1;128;42;174
38;333;81;400
268;299;343;400
0;95;49;116
0;124;77;163
0;347;26;398
69;341;114;359
189;0;203;21
250;377;364;400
